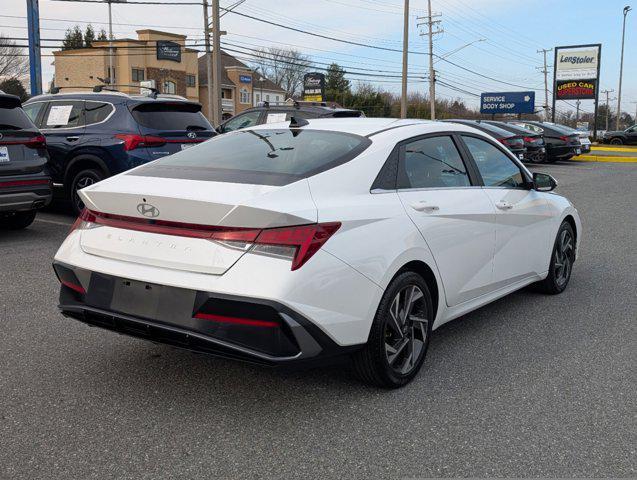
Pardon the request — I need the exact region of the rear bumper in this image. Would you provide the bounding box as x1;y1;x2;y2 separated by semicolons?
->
54;262;361;366
0;174;52;212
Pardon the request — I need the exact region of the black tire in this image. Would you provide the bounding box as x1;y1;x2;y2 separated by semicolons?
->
530;151;547;164
352;271;434;388
535;221;575;294
609;137;623;145
70;168;103;215
0;210;37;230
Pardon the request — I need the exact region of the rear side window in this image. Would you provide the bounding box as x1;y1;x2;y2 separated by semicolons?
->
0;105;37;130
132;129;371;186
398;136;470;189
22;103;45;127
85;101;114;125
43;101;84;129
131;103;211;130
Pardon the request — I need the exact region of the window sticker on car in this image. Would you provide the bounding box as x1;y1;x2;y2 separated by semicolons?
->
46;105;74;126
266;113;287;124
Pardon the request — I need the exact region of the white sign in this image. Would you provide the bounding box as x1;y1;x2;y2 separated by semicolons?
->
556;48;599;80
46;105;73;126
140;79;156;96
266;113;287;124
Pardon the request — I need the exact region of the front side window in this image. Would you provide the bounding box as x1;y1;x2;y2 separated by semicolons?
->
462;136;525;188
133;129;371;186
398;136;470;189
222;110;261;132
43;101;84;129
84;101;114;125
163;81;176;94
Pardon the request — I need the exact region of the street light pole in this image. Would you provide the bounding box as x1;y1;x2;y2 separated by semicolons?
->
107;0;113;84
400;0;409;119
616;5;632;130
211;0;222;126
203;0;213;122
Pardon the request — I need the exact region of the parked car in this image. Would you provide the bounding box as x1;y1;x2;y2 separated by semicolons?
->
482;120;547;163
509;121;581;162
443;119;527;160
53;117;581;388
24;90;215;213
216;101;364;134
0;93;52;229
602;124;637;145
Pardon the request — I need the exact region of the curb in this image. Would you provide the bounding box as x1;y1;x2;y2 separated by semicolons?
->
572;155;637;163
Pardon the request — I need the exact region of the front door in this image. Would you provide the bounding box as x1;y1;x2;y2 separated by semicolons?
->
396;134;497;307
460;134;553;285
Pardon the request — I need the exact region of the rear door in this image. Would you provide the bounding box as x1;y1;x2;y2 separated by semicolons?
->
395;133;497;307
0;97;48;177
130;102;215;159
40;100;86;182
460;134;553;283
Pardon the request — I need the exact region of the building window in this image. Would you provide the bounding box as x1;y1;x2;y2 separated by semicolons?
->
240;88;251;104
275;96;280;102
163;80;176;94
265;94;270;102
255;93;260;103
132;68;145;82
186;75;196;87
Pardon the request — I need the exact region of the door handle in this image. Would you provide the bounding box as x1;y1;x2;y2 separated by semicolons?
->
495;201;513;210
66;136;79;142
410;201;440;212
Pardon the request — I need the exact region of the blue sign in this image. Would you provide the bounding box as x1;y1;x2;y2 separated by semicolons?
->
480;91;535;114
239;75;252;83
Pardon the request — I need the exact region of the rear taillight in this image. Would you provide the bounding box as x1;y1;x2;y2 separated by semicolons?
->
559;135;572;142
252;222;341;270
114;134;166;151
0;178;50;188
0;134;46;148
70;209;340;270
523;136;537;143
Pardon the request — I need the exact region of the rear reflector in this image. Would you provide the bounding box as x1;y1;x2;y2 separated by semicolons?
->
194;312;279;328
0;178;50;188
72;209;341;270
60;279;86;294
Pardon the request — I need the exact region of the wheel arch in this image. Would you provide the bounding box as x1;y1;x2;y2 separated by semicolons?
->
64;153;110;190
392;260;440;322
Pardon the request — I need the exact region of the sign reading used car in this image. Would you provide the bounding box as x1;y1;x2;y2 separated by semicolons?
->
556;79;597;100
480;91;535;114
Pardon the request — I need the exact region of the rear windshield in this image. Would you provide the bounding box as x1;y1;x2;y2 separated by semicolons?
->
132;128;371;186
0;106;37;131
492;122;538;136
131;103;211;131
472;122;514;137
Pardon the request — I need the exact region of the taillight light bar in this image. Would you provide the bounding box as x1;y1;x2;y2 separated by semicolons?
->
0;178;50;188
114;134;206;151
71;209;340;270
0;134;46;148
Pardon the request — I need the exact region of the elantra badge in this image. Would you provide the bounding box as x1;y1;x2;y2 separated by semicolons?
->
187;132;197;139
137;203;159;218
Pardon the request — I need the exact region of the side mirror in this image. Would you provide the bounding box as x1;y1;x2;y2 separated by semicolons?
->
215;125;224;134
533;172;557;192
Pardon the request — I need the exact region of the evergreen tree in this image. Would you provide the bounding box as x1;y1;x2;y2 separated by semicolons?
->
84;24;95;47
62;25;84;50
325;63;350;103
97;29;108;41
0;78;28;102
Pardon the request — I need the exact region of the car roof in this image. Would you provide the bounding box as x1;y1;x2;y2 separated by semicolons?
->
245;117;492;138
25;91;199;106
245;104;361;114
0;93;22;108
443;119;515;138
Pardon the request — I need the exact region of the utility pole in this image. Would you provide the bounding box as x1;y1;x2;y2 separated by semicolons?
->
418;1;442;120
26;0;42;96
107;0;113;84
203;0;213;123
575;100;581;123
632;101;637;122
211;0;222;126
616;5;632;130
537;48;552;121
601;89;614;131
400;0;409;119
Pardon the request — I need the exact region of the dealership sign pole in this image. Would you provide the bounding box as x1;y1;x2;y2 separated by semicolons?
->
552;43;602;139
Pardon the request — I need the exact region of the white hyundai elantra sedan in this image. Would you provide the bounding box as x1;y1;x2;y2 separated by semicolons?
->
53;117;581;388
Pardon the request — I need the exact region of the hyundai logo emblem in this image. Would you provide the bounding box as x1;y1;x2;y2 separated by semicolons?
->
137;203;159;218
187;132;197;139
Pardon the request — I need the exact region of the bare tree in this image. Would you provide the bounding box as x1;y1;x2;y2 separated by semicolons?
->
0;36;28;81
253;47;311;98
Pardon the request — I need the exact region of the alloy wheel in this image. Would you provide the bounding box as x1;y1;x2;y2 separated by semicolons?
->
554;229;573;287
74;175;95;212
384;285;428;375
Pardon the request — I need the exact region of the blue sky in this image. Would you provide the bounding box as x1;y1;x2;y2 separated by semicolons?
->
2;0;635;116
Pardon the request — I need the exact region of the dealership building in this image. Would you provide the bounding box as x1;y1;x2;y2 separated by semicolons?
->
52;29;286;121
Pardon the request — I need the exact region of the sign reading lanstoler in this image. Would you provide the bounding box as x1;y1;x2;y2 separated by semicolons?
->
156;40;181;62
555;48;599;80
303;72;325;102
480;91;535;114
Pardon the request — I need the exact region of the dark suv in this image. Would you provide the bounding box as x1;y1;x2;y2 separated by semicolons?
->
1;93;52;229
216;101;364;134
509;121;581;162
24;91;215;213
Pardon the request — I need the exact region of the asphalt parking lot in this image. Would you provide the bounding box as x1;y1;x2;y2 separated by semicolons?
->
1;160;635;479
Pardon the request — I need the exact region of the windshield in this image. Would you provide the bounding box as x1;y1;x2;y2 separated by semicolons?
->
131;128;371;186
132;103;212;131
0;106;37;131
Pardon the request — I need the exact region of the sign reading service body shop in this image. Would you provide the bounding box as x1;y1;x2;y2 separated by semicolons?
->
303;72;325;102
480;91;535;114
156;40;181;62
